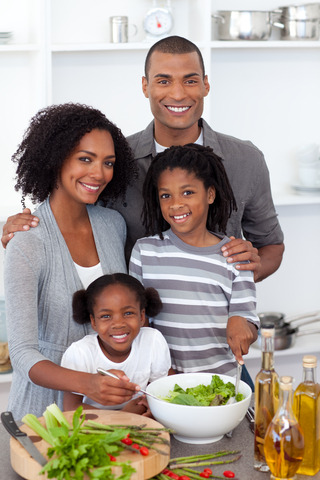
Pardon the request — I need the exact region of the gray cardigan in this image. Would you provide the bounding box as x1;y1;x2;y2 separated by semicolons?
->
4;198;127;419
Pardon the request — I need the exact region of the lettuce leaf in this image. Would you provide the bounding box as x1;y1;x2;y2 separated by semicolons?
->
163;375;244;406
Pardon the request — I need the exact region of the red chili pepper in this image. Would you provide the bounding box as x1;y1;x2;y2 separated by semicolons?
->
203;468;212;475
107;454;117;461
162;469;170;475
200;473;210;478
223;471;235;478
121;437;133;445
132;443;141;450
179;476;191;480
139;446;149;456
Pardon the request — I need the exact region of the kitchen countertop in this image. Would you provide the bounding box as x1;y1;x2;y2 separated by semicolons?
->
1;414;319;480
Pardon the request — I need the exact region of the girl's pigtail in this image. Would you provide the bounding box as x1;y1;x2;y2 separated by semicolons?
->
72;289;91;324
144;287;163;318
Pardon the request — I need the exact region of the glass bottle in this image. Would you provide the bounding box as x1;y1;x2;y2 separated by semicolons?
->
254;325;279;472
264;376;304;480
293;354;320;475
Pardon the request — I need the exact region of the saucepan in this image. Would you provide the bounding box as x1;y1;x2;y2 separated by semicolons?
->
212;10;284;41
256;310;320;350
275;3;320;20
273;3;320;40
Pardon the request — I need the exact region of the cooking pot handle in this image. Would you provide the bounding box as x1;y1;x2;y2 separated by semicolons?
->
296;328;320;337
212;14;225;24
270;20;285;29
286;310;320;324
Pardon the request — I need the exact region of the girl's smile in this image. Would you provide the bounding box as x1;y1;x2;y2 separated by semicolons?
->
90;284;145;362
157;167;217;247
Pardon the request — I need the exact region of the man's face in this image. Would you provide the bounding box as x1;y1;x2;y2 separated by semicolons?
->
142;51;210;138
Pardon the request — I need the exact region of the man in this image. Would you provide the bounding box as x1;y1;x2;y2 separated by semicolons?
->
2;36;284;283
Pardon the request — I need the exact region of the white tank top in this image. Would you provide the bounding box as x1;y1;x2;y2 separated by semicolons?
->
74;262;103;289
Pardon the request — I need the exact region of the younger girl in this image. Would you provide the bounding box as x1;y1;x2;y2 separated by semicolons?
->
61;273;171;414
129;144;259;380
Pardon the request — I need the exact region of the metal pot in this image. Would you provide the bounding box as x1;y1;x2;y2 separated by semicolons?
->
212;11;277;41
273;326;320;350
277;17;320;40
276;3;320;20
257;310;320;350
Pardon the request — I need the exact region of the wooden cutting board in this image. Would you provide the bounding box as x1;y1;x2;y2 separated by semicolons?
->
10;409;170;480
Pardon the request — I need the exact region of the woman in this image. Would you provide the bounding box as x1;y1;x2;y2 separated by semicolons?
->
4;103;141;419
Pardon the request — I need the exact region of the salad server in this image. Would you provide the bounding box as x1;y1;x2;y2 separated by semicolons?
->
96;367;159;400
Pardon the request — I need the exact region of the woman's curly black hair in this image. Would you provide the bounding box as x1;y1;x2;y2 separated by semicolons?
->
142;143;237;239
72;273;162;324
12;103;137;205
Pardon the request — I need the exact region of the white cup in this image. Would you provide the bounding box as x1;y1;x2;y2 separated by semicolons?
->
298;163;320;187
297;143;319;165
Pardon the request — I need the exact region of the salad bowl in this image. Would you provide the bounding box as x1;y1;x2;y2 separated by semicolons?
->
146;372;252;444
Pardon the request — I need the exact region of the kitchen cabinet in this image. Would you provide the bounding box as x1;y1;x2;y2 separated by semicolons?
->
1;0;320;212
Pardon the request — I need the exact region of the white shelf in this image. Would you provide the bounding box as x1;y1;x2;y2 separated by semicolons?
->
274;191;320;206
51;42;153;52
209;40;320;49
50;40;320;53
0;44;40;52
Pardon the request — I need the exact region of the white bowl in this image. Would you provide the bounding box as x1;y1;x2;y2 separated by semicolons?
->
146;372;252;444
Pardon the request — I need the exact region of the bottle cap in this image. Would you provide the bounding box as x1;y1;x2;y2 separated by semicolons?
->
280;375;293;389
260;325;275;338
302;355;317;368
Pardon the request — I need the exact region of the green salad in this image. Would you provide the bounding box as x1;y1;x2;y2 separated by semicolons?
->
162;375;244;406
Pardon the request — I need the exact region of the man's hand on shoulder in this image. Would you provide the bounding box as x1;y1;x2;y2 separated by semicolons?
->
1;208;39;249
221;236;284;282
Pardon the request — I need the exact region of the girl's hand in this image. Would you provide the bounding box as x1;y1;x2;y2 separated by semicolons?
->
85;370;139;406
226;316;258;364
122;395;149;416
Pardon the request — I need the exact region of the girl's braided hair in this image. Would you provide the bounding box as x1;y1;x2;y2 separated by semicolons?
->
72;273;162;324
142;143;237;239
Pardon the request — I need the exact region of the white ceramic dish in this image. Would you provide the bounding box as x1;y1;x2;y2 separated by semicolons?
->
146;372;252;444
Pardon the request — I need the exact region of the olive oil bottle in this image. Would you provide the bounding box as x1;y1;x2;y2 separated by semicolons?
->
254;325;279;471
264;376;304;480
293;355;320;476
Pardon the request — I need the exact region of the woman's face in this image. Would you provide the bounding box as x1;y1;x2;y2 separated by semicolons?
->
52;129;115;206
90;284;145;362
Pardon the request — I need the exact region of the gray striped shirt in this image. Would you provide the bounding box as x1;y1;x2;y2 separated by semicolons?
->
129;229;259;377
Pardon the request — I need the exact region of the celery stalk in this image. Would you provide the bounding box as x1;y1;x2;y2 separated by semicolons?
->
22;413;54;446
45;403;70;429
43;409;58;430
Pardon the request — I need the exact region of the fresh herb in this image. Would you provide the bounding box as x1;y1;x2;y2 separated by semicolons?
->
162;375;244;406
23;404;173;479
